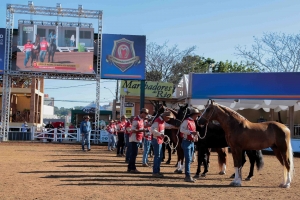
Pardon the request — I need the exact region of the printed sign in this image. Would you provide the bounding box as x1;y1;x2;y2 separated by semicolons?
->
101;34;146;80
120;80;174;98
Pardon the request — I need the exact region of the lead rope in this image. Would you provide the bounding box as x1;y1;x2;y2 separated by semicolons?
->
164;107;188;151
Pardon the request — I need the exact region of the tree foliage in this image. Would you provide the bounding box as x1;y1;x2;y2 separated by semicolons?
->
168;56;256;85
54;107;70;117
146;41;196;82
235;32;300;72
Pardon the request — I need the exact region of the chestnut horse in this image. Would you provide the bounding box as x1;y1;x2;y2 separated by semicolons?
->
195;117;264;179
200;100;294;188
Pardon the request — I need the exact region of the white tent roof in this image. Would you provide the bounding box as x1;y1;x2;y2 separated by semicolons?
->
191;99;300;112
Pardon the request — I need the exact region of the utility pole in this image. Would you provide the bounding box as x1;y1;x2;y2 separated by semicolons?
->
115;80;119;102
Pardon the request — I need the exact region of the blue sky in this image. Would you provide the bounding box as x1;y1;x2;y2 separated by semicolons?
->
2;0;300;108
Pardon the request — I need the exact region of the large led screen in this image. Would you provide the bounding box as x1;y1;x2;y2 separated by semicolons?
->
14;23;95;74
101;34;146;80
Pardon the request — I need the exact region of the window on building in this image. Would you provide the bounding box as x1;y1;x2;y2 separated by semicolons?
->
80;31;91;39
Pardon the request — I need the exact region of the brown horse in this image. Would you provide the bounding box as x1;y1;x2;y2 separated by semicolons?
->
200;100;294;188
31;34;40;67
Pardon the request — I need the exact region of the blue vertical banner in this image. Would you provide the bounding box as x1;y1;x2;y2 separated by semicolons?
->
0;28;5;74
101;34;146;80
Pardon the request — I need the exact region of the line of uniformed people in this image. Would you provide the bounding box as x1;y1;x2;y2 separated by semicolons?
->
108;107;200;182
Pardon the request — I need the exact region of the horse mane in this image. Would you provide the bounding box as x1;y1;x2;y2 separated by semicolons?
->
215;103;248;122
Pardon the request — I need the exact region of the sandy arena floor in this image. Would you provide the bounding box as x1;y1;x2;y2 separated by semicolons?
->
0;142;299;200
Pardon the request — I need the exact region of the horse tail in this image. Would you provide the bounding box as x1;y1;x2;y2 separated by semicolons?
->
255;150;264;171
287;139;294;180
217;147;227;170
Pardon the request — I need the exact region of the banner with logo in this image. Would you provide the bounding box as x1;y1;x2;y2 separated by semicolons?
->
120;80;174;98
0;28;5;74
101;34;146;80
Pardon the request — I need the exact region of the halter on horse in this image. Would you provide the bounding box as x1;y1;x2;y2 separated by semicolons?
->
48;38;56;63
200;100;294;188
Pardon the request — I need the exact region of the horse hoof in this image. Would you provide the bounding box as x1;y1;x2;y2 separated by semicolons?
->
166;160;170;164
201;173;206;177
245;177;252;181
193;174;200;179
174;169;179;173
229;182;242;187
279;183;290;188
230;174;235;178
176;170;183;174
219;171;226;175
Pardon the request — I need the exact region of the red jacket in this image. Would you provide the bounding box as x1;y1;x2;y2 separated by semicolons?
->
40;40;48;51
133;116;144;141
153;117;165;144
24;43;34;52
125;121;132;135
106;124;117;135
180;118;196;141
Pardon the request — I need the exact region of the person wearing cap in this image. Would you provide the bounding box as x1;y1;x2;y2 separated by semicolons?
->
80;115;91;151
106;119;117;151
127;108;149;173
23;39;34;67
180;108;200;182
150;111;176;177
39;37;49;62
116;115;127;156
124;116;134;163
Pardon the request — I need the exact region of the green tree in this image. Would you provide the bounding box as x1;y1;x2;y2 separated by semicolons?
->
168;55;215;85
213;61;258;73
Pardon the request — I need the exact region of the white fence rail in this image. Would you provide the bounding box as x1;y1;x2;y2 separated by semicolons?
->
6;126;110;143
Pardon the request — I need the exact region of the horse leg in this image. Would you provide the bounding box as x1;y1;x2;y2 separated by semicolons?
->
201;147;209;177
194;144;202;178
207;148;211;168
216;148;227;175
51;52;55;63
245;150;255;181
230;148;243;187
166;143;171;164
272;142;293;188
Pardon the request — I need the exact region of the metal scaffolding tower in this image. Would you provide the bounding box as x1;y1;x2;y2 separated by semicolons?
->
0;2;103;141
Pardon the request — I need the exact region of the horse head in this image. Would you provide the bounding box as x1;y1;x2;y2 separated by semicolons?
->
176;103;190;121
198;99;216;123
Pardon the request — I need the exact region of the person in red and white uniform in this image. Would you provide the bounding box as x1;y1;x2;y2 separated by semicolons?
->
142;116;153;167
23;39;34;67
124;116;134;163
180;108;200;182
151;111;176;177
106;120;117;151
127;108;149;173
39;37;49;62
116;115;127;157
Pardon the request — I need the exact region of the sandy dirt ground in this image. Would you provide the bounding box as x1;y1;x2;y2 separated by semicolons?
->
0;142;299;200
